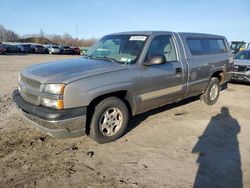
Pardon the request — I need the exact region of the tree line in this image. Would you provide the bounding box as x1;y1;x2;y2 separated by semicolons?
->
0;25;19;42
0;25;96;47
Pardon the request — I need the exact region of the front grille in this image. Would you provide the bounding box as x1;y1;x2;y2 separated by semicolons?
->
21;92;39;102
20;75;41;89
19;75;41;105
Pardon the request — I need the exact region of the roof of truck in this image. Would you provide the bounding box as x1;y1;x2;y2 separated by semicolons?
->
109;31;225;38
110;31;155;35
178;32;225;39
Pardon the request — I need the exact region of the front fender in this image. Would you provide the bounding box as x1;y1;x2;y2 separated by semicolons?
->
64;77;137;108
63;66;139;111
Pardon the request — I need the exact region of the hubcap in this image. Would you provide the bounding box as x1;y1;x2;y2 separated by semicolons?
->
210;84;219;101
99;108;123;136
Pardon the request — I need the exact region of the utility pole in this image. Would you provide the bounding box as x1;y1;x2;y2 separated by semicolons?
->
76;21;78;39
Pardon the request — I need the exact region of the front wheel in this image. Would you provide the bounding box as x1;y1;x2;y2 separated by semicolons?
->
200;77;220;105
89;97;129;144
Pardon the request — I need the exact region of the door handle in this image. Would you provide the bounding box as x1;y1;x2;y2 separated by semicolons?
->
175;68;182;73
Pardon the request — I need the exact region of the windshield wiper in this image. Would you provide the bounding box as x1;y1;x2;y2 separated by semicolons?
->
93;56;121;63
96;56;115;62
83;55;121;64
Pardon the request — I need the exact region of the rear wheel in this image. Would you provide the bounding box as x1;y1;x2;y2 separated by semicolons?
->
89;97;129;143
201;77;220;105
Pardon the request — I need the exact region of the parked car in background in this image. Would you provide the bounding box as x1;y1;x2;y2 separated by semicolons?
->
3;44;20;53
71;47;81;55
60;46;73;54
231;49;250;83
19;44;33;53
0;45;6;55
31;45;45;54
45;45;61;54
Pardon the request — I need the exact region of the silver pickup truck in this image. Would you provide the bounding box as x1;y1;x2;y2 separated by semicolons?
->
13;31;233;143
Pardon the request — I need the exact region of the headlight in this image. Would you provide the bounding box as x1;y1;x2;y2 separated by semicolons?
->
42;84;65;95
41;98;64;109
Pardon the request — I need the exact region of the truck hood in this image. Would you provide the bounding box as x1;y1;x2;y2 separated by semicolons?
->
21;58;128;84
234;59;250;66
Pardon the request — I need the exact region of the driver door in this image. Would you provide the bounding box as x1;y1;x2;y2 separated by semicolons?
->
139;35;185;112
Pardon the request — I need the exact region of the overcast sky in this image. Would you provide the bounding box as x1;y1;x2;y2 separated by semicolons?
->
0;0;249;41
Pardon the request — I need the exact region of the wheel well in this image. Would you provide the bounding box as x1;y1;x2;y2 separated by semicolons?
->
211;71;224;83
85;91;132;134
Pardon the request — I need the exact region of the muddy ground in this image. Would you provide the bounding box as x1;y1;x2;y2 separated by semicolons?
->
0;54;249;188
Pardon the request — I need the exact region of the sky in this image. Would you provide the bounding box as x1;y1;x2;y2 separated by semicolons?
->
0;0;249;41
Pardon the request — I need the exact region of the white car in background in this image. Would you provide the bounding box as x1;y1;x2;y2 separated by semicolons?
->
46;45;61;54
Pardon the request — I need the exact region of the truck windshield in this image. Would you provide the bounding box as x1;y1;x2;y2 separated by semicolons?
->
85;35;147;64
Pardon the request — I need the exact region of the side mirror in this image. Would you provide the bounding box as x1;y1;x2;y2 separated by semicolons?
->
144;54;166;66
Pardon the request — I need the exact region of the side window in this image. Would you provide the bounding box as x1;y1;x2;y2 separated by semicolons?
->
187;38;227;55
217;39;227;53
146;35;177;62
208;39;221;53
186;39;202;54
187;39;210;55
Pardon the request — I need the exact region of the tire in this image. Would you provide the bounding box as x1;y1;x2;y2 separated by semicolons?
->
89;97;129;144
200;77;220;105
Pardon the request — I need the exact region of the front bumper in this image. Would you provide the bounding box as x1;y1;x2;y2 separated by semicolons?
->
231;72;250;83
12;89;86;138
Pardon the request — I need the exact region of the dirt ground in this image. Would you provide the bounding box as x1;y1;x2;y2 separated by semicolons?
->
0;54;249;188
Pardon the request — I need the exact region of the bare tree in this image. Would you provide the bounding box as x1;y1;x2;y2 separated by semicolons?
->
0;25;5;43
48;33;96;47
40;29;45;38
0;24;96;47
0;24;19;42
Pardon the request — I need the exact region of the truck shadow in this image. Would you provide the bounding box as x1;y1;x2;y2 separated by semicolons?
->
192;107;242;188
